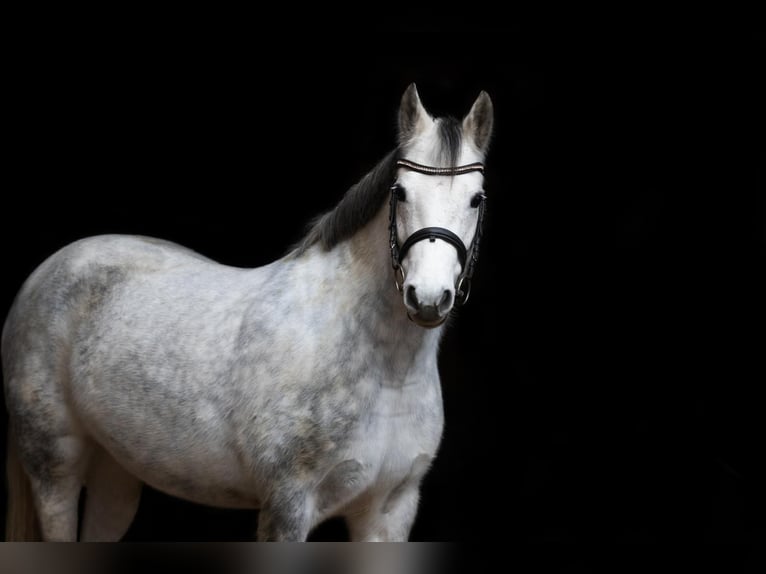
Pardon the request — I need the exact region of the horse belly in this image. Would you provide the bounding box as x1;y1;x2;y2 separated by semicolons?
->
68;278;265;507
71;367;262;509
85;410;261;509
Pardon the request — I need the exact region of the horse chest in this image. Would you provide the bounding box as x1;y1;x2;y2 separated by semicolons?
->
322;383;443;506
363;401;433;469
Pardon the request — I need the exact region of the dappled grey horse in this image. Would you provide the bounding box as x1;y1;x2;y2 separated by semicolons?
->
3;84;493;541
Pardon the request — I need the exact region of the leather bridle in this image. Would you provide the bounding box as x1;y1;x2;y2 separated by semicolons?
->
389;158;487;306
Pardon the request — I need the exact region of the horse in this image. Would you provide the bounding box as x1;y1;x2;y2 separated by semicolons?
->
2;84;493;541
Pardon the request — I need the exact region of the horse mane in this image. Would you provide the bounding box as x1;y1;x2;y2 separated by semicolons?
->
290;117;463;256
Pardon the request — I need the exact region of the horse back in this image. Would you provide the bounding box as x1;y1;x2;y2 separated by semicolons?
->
2;235;216;392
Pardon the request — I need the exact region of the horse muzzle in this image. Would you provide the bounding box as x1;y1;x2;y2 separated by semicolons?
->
404;284;453;328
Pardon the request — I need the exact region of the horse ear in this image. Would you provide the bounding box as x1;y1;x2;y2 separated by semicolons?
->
398;83;430;144
462;91;494;154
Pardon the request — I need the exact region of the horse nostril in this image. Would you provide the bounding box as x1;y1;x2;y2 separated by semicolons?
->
405;285;419;310
438;289;453;313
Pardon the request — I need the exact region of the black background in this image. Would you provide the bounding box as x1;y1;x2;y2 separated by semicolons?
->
1;14;764;548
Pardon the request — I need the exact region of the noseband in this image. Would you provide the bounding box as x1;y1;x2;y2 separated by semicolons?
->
389;158;487;306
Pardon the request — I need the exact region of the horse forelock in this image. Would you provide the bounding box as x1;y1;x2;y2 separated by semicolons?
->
435;116;463;169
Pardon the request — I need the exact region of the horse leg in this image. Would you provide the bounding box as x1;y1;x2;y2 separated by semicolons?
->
80;447;142;541
346;455;432;541
346;487;420;541
256;488;313;541
23;435;87;542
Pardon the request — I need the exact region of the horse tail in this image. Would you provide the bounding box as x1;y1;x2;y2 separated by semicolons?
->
5;426;41;541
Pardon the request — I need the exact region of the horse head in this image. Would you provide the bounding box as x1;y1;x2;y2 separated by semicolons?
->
391;84;494;327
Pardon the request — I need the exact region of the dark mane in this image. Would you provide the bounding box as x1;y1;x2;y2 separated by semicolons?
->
290;116;463;256
290;149;400;255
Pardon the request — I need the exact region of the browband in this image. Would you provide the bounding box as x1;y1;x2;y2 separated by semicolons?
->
396;159;484;176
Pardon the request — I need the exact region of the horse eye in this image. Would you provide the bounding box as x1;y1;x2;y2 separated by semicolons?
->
470;192;485;208
394;184;406;202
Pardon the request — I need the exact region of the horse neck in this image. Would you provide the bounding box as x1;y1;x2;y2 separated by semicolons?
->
331;204;443;353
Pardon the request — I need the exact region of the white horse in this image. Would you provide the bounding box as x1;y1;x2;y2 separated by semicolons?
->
3;84;493;541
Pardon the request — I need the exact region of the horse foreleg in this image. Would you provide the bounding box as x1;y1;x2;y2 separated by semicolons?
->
347;454;431;541
256;488;313;541
346;485;421;542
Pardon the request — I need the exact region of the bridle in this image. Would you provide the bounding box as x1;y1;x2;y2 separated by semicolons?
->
389;158;487;306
